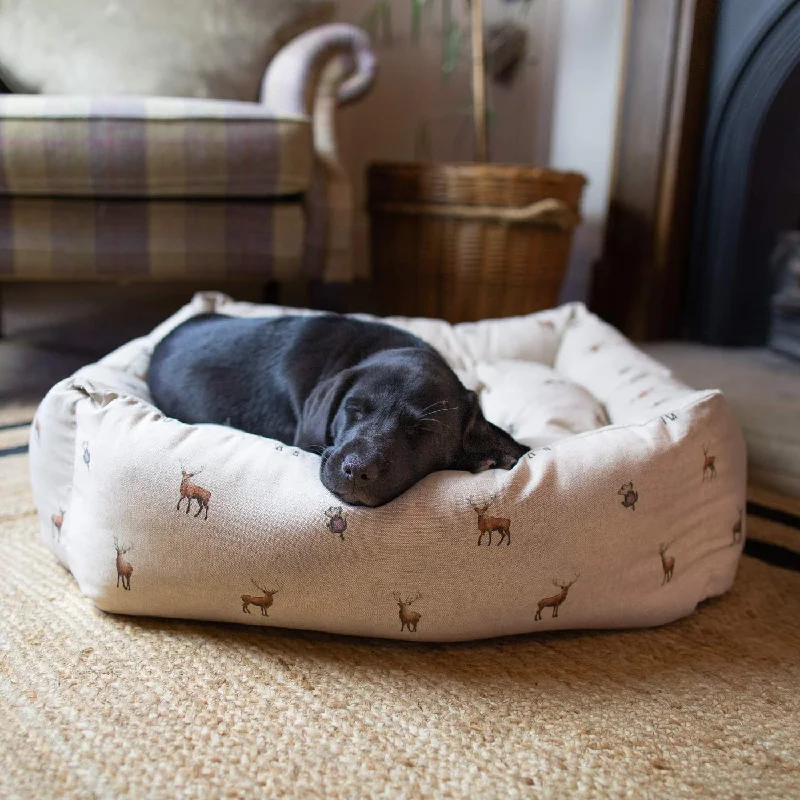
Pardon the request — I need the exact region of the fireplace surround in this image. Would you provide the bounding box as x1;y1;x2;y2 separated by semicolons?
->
686;0;800;348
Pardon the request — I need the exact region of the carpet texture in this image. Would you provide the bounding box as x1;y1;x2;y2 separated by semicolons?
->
2;405;800;798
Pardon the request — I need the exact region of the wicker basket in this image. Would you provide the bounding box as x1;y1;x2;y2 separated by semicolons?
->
368;162;586;323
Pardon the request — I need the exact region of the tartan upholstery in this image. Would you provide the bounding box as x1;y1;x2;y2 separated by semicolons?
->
0;198;309;281
0;96;311;198
0;24;376;283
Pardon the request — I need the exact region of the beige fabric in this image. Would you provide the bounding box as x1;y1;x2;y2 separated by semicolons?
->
29;293;747;641
0;0;334;100
3;443;800;797
645;343;800;499
0;95;312;198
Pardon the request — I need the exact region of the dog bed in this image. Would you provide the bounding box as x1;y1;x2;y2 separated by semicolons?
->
29;292;747;641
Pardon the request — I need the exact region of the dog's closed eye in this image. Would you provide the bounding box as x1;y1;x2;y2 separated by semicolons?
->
345;398;369;421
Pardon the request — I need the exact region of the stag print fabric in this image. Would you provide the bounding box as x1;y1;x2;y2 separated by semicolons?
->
28;293;747;641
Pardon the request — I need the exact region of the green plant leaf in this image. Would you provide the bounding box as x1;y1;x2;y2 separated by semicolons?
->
361;0;394;44
359;3;381;38
444;101;473;117
379;0;393;45
411;0;431;44
442;24;462;77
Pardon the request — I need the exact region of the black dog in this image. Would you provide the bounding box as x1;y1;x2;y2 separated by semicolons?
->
148;314;527;507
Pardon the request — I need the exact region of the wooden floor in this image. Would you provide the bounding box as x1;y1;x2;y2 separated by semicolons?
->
0;283;211;401
0;281;376;402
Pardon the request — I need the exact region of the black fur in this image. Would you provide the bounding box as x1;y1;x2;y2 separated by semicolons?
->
148;313;528;507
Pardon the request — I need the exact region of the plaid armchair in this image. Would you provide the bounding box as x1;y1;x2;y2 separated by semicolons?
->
0;24;375;299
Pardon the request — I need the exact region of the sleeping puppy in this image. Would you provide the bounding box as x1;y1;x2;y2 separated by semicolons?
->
148;314;528;507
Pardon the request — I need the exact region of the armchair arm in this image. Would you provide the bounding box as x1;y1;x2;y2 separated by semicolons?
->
262;24;377;284
261;23;376;117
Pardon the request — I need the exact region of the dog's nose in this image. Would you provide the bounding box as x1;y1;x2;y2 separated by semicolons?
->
341;454;378;483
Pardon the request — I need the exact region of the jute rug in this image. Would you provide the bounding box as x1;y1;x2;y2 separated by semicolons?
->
2;404;800;799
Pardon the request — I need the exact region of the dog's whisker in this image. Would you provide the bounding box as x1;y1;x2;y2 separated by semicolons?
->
422;406;457;416
419;400;449;414
418;418;454;432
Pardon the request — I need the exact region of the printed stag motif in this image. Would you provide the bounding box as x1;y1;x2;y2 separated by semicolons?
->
469;493;511;546
702;445;717;481
177;464;211;520
51;508;65;541
241;580;279;616
82;441;91;470
535;574;580;620
732;510;744;545
113;536;133;591
618;482;638;510
394;592;422;633
594;410;610;428
325;506;348;540
659;542;675;585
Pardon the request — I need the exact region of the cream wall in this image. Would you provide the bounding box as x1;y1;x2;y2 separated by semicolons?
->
335;0;627;299
549;0;628;301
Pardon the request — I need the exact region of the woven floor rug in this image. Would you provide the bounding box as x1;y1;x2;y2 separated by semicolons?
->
2;404;799;799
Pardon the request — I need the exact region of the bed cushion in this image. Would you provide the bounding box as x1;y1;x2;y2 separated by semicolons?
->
29;293;747;641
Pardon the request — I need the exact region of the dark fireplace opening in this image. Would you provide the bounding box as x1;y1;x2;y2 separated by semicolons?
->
771;229;800;358
747;51;800;357
686;0;800;351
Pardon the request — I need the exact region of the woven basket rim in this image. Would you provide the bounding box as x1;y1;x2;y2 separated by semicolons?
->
368;161;587;186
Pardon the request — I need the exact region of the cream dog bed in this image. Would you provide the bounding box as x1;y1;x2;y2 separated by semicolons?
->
29;293;747;641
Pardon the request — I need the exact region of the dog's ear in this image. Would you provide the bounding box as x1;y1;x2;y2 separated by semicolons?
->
454;391;528;473
294;371;352;449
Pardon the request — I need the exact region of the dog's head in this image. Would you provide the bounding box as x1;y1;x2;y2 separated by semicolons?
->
294;348;528;507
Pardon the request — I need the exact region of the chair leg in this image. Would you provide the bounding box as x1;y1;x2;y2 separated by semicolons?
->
308;280;348;314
